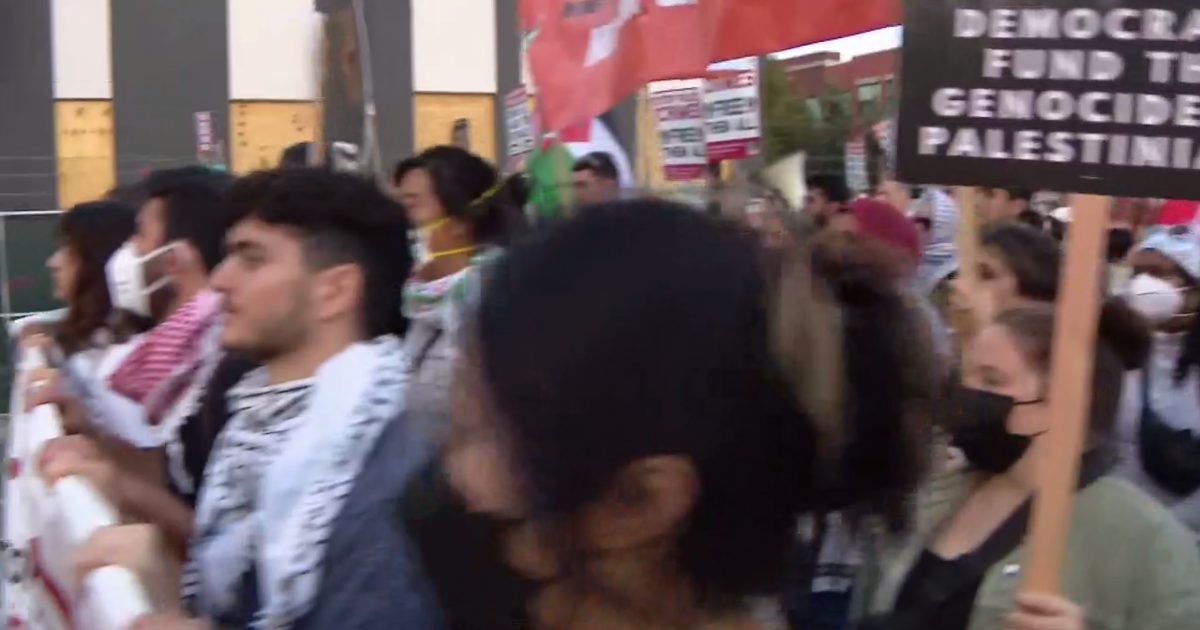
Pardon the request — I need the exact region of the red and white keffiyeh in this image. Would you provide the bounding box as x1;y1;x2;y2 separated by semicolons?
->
108;290;222;422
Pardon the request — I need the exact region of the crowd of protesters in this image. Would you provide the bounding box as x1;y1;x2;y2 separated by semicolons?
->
7;142;1200;630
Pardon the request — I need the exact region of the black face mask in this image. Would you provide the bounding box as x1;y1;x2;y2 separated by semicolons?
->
947;385;1044;474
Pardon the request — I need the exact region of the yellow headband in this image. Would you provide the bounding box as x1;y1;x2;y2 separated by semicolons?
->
470;176;507;208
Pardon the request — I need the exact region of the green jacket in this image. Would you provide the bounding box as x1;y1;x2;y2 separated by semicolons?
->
854;470;1200;630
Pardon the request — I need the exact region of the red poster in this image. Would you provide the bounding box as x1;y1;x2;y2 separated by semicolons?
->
522;0;900;133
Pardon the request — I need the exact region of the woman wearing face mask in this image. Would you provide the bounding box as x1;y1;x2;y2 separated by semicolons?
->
856;300;1200;630
1115;229;1200;535
392;145;529;437
444;199;941;630
391;146;536;630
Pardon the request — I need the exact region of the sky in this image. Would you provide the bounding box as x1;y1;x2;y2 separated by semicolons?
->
774;26;902;61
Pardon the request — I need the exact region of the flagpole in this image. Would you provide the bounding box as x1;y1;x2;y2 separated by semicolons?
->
310;16;328;167
352;0;384;181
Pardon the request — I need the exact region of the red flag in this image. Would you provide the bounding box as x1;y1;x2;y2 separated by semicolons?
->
523;0;900;133
699;0;900;63
523;1;706;134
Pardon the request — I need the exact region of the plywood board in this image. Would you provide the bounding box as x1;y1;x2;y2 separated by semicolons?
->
414;93;496;163
230;101;318;173
55;100;116;208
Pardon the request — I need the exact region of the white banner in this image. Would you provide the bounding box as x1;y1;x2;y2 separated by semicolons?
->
703;57;761;162
2;338;152;630
844;139;869;196
650;88;707;181
504;87;537;172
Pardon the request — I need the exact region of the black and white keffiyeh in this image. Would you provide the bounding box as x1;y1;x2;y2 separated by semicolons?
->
182;335;407;629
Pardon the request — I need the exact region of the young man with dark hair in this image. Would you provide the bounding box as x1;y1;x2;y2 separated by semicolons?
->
805;174;851;227
981;187;1034;224
74;168;441;630
571;151;620;205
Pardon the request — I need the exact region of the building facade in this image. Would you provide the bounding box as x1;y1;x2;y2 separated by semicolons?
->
0;0;516;212
0;0;526;322
781;49;898;124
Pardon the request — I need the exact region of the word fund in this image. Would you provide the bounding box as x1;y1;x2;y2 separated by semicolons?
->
920;7;1200;170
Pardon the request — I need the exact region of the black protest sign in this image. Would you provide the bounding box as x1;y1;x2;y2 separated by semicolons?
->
897;2;1200;198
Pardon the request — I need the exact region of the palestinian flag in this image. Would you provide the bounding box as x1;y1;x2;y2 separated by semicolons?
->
524;115;635;219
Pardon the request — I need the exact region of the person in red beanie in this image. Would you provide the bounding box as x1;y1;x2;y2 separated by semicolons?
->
830;198;922;267
828;198;952;362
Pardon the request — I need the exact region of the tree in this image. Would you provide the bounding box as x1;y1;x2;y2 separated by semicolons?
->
760;59;852;176
760;58;815;163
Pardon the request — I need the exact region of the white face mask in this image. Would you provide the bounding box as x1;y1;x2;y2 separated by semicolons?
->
105;242;175;317
1127;273;1184;323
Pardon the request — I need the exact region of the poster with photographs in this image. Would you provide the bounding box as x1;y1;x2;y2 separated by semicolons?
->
651;88;708;180
896;2;1200;198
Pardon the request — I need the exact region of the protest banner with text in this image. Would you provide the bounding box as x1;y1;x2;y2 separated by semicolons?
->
704;58;761;162
651;88;707;180
897;2;1200;198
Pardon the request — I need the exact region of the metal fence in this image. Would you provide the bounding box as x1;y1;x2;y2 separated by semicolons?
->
0;209;66;409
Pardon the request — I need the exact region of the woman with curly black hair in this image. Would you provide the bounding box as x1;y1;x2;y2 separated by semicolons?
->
443;198;942;630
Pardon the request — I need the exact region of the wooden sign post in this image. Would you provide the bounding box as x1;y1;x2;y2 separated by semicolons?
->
895;0;1200;595
1021;194;1108;591
954;186;982;323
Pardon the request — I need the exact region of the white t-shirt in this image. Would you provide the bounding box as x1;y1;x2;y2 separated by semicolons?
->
1115;333;1200;534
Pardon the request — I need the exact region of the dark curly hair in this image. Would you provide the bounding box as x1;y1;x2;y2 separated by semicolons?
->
980;221;1062;302
52;200;138;355
392;145;529;245
472;199;938;613
223;167;413;338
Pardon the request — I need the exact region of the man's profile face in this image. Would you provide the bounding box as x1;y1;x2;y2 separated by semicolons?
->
805;188;831;219
396;168;442;227
983;189;1025;223
571;169;613;205
212;219;312;362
